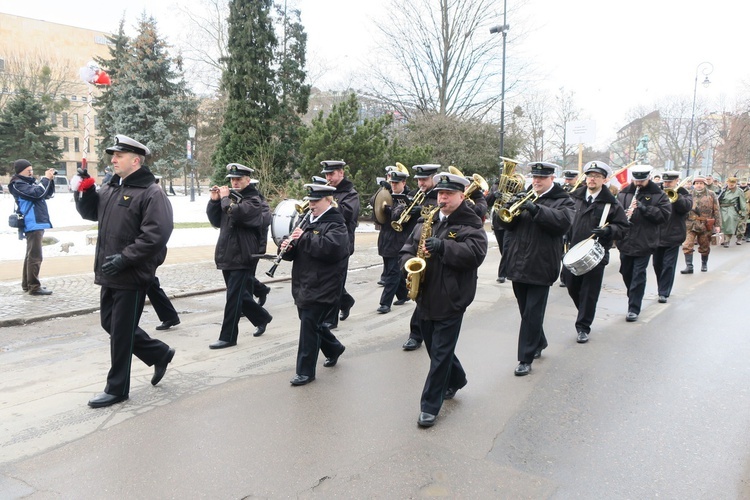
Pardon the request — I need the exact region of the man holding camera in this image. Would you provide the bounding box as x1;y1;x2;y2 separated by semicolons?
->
8;159;56;295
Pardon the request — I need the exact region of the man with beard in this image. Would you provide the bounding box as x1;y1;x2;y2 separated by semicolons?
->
616;165;671;322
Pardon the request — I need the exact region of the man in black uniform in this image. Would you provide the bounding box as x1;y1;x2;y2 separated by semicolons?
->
376;168;412;313
561;169;580;192
499;162;575;376
400;164;440;351
400;172;487;427
616;165;671;322
561;161;629;344
321;160;360;325
281;183;349;386
652;170;692;304
207;163;273;349
76;135;175;408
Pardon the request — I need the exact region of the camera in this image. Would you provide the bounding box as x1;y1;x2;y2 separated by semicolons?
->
53;170;59;175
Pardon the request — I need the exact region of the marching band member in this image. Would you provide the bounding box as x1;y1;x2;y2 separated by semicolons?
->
616;165;671;322
400;164;440;351
399;172;487;427
281;183;349;386
321;160;359;325
652;171;692;303
376;168;412;313
561;169;579;192
561;161;629;344
681;176;721;273
499;162;574;376
207;163;273;349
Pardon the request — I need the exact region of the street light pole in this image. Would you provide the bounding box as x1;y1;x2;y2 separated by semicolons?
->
686;61;713;177
188;125;196;202
490;0;509;160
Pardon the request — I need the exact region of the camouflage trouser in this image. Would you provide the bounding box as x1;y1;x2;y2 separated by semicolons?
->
683;231;711;256
736;216;747;239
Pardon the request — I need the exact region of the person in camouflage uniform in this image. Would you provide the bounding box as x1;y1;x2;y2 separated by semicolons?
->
736;178;749;242
681;176;721;273
718;177;748;247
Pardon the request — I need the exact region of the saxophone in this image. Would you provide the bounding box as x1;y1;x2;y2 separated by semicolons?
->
404;203;444;300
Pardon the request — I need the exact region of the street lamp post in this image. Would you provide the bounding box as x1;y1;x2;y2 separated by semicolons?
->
188;125;196;202
490;0;509;160
686;61;713;177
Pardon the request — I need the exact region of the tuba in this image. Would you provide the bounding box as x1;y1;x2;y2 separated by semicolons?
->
498;190;539;223
492;156;527;213
404;203;444;300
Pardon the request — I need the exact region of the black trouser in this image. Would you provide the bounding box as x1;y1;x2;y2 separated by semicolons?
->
619;254;651;315
511;282;550;364
146;276;179;322
326;260;354;327
100;287;171;397
379;256;407;307
296;303;345;377
408;307;422;342
561;262;606;334
219;268;272;343
419;314;466;415
492;227;507;278
653;245;680;298
22;229;44;292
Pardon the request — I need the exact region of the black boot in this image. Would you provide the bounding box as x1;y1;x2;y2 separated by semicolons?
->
701;255;708;272
680;254;694;274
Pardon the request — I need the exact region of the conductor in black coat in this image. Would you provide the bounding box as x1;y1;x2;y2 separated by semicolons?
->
499;162;575;376
282;183;350;386
561;162;629;344
652;170;692;303
400;172;487;427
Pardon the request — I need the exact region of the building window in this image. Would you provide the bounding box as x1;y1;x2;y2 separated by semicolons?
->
71;95;77;101
50;112;57;125
74;138;80;152
63;137;69;151
62;113;68;128
73;113;79;128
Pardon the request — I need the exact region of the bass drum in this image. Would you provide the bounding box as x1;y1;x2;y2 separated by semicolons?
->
562;238;605;276
271;199;302;246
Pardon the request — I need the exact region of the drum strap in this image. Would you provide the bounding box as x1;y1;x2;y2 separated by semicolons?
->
598;204;611;228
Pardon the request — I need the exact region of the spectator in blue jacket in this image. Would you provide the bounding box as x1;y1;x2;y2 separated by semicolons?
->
8;159;55;295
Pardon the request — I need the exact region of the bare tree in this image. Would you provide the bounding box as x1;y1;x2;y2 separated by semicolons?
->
514;90;549;165
0;52;76;113
369;0;514;120
547;87;580;168
174;0;229;94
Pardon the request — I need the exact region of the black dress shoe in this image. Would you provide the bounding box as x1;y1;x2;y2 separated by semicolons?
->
151;348;175;386
323;346;345;367
658;295;667;304
155;318;181;330
444;381;466;400
514;363;531;376
88;392;128;408
29;288;53;296
497;277;506;283
376;305;391;314
626;312;638;322
558;282;566;288
253;324;267;337
576;331;589;344
209;340;237;349
418;412;437;427
377;280;385;286
257;289;269;307
402;338;421;351
290;374;315;386
339;305;352;321
533;349;542;359
393;298;409;306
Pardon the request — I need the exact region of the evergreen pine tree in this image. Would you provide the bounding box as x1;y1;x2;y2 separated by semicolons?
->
211;0;279;185
94;19;130;162
0;88;61;174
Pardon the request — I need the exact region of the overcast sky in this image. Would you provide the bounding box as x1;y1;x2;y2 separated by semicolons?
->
2;0;748;148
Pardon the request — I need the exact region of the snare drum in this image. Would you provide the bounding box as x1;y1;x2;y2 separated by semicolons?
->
270;199;302;246
562;238;605;276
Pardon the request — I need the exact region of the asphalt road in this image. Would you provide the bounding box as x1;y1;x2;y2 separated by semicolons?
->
1;241;749;498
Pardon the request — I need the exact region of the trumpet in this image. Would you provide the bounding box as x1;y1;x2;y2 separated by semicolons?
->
498;190;539;223
665;176;692;203
391;190;425;232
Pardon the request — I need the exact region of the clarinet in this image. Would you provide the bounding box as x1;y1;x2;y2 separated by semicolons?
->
626;186;640;222
266;211;311;277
